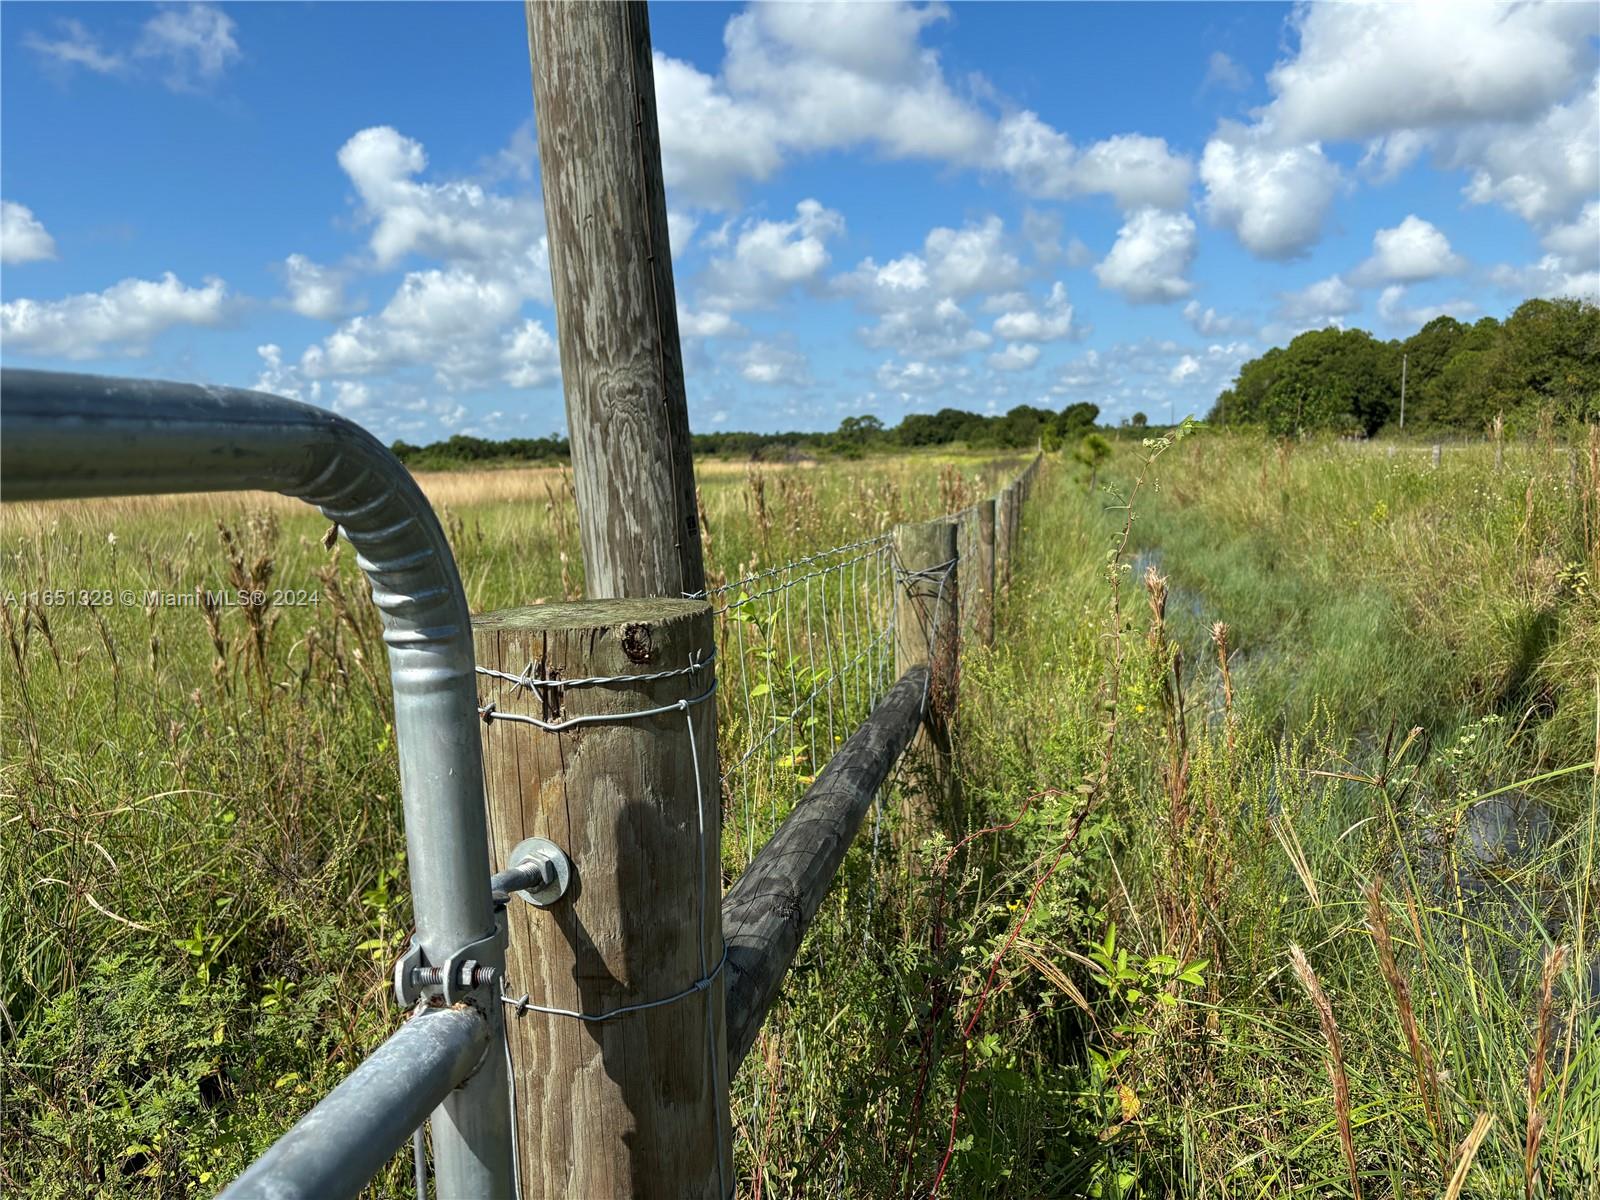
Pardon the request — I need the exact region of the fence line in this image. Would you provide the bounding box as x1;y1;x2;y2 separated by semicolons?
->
699;534;899;867
700;461;1039;874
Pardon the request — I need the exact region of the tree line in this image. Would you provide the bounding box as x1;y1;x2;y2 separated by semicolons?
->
1210;297;1599;437
391;402;1109;469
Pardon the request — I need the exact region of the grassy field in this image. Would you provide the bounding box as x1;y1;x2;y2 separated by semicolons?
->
3;432;1596;1197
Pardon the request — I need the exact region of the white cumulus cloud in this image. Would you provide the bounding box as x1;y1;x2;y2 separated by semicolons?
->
1354;215;1467;284
991;282;1078;342
1182;300;1254;337
987;342;1041;372
699;199;845;311
735;341;810;387
1540;202;1600;273
653;2;987;208
1455;75;1600;226
1;201;57;264
1376;285;1478;328
1262;1;1595;145
300;267;555;391
996;112;1193;211
1487;256;1600;304
1094;208;1196;303
336;126;549;292
1275;274;1359;329
1;272;228;358
838;216;1027;358
280;254;353;320
1199;123;1341;259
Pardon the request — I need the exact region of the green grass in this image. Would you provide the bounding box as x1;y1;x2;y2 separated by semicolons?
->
3;430;1596;1197
884;427;1600;1197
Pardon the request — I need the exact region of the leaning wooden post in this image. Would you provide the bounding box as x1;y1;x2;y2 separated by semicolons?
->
526;1;705;599
474;600;729;1200
975;498;996;647
894;519;959;817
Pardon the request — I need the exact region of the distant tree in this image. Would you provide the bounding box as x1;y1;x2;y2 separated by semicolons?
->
1129;411;1148;428
995;404;1053;448
1489;298;1600;424
836;414;884;441
832;413;885;457
1074;432;1112;491
1210;296;1597;436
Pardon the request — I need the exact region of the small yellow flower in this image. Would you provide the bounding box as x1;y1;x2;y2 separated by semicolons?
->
1134;703;1146;714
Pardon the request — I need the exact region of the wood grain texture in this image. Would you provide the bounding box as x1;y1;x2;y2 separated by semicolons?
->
975;498;996;647
526;1;705;600
721;666;928;1069
894;519;958;683
955;505;977;645
474;598;729;1199
995;483;1017;599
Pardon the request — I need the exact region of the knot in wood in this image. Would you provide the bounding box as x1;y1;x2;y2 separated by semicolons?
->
620;621;656;664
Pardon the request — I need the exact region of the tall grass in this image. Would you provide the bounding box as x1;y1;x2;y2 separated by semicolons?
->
0;448;1018;1196
3;429;1595;1198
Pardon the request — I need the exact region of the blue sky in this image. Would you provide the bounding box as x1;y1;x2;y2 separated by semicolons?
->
3;2;1596;441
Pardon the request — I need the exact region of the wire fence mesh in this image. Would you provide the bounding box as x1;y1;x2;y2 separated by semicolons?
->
691;535;899;869
695;458;1038;873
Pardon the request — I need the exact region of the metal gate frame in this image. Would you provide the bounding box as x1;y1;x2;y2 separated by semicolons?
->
1;369;517;1200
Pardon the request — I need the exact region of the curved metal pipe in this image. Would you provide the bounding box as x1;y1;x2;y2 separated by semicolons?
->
221;1004;491;1200
0;368;513;1199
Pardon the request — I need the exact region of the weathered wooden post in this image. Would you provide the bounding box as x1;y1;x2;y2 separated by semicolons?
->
954;505;978;639
894;519;959;818
474;599;730;1200
995;484;1017;598
895;518;959;694
1432;443;1442;469
526;1;705;599
975;498;996;647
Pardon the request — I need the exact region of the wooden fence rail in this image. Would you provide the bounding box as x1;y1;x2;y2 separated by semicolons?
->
722;664;930;1067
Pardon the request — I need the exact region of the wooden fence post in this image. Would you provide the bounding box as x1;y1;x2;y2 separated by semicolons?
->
894;519;958;815
995;483;1017;598
975;498;995;647
473;599;729;1200
955;505;978;641
1432;444;1442;469
526;2;705;599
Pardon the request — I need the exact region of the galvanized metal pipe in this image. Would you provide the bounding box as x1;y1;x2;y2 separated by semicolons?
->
0;369;515;1199
218;1004;491;1200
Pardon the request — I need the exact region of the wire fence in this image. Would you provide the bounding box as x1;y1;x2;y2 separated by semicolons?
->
689;462;1029;873
691;535;900;868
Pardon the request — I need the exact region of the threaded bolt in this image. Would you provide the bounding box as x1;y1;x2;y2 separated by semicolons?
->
409;963;497;990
